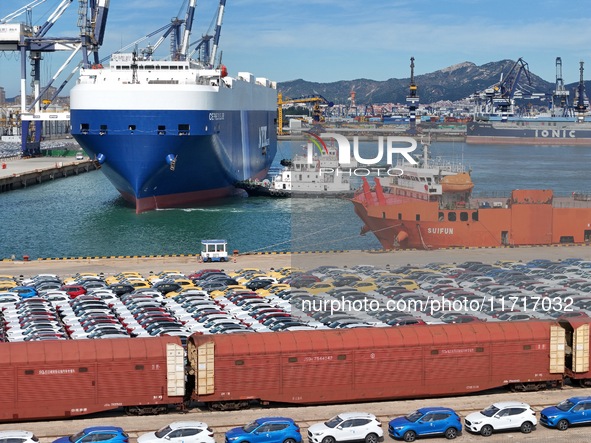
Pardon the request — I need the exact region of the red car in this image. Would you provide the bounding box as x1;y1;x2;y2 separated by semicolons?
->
60;284;87;298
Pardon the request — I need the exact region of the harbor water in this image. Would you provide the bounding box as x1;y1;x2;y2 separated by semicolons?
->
1;140;591;259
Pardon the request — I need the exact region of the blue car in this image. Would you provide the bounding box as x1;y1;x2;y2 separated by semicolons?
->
388;407;462;442
540;396;591;430
12;286;38;299
53;427;129;443
225;417;301;443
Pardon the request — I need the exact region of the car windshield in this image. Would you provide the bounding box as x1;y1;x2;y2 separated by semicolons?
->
556;399;576;411
243;421;260;433
69;431;86;443
405;411;423;422
481;405;500;417
324;416;343;428
155;426;172;438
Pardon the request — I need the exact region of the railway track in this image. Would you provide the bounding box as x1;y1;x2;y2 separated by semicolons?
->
4;386;591;443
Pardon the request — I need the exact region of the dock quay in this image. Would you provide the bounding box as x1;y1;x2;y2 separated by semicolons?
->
0;156;98;193
1;245;589;277
278;126;466;142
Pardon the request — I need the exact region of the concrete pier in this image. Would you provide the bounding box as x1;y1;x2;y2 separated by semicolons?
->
0;156;98;192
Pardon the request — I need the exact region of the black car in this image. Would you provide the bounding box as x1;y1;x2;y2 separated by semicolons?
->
107;283;135;295
152;281;182;294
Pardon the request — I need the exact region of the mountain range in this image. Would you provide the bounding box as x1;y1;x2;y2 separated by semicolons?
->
277;60;585;105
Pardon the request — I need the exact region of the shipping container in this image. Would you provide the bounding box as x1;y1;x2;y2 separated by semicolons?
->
0;337;185;422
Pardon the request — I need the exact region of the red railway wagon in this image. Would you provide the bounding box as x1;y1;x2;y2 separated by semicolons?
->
0;336;185;422
187;321;566;409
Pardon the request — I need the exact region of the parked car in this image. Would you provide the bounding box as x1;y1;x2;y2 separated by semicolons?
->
225;417;302;443
0;430;40;443
53;427;129;443
138;422;214;443
308;412;383;443
464;401;537;436
388;407;462;441
540;396;591;430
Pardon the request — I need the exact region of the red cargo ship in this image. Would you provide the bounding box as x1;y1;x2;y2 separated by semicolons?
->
351;142;591;249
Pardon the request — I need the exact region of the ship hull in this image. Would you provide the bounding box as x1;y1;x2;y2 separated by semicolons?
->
71;109;275;212
352;193;591;250
466;120;591;145
70;64;279;214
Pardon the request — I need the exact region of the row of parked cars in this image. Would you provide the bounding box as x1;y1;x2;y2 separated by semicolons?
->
3;397;591;443
2;256;591;342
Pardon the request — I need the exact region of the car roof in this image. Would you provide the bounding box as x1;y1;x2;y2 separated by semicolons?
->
166;421;209;430
0;431;36;438
255;417;296;424
82;426;125;433
335;412;376;420
491;401;530;408
417;406;456;413
566;396;591;403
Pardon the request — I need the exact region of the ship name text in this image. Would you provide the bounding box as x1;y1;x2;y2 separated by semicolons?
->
209;112;225;120
534;129;575;139
427;227;454;235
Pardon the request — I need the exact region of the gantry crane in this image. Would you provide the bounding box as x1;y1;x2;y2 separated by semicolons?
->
472;57;533;120
552;57;572;117
277;92;333;136
0;0;110;155
406;56;419;134
573;61;588;122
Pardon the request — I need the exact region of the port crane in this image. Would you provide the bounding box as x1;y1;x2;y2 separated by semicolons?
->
406;56;419;134
573;61;588;122
0;0;109;155
276;93;334;136
552;56;573;117
471;57;533;120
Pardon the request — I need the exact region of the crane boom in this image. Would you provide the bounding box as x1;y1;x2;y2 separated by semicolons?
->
179;0;196;60
35;0;73;37
209;0;226;67
0;0;47;23
277;93;334;136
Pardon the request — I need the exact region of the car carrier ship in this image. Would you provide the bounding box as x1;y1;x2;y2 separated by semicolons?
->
351;141;591;249
69;1;277;213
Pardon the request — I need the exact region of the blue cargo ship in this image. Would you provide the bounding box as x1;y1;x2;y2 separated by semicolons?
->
69;1;277;212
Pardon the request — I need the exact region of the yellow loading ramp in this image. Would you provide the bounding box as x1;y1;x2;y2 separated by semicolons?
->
572;323;590;373
167;342;186;396
550;324;566;373
197;342;215;395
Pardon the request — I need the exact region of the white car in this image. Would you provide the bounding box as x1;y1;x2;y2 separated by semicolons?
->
464;401;537;436
0;430;40;443
138;422;214;443
308;412;383;443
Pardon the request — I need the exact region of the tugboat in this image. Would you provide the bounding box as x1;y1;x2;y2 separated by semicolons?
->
236;143;355;198
351;140;591;249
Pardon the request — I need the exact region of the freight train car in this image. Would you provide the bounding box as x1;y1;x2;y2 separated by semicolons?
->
0;336;185;422
187;321;568;410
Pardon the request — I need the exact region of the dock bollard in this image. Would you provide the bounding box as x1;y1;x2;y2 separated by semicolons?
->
2;163;6;169
23;255;29;262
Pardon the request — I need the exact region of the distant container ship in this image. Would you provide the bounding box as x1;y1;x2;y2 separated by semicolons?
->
466;117;591;145
351;141;591;249
70;1;277;213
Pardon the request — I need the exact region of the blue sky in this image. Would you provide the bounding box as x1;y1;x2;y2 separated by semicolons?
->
2;0;591;98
